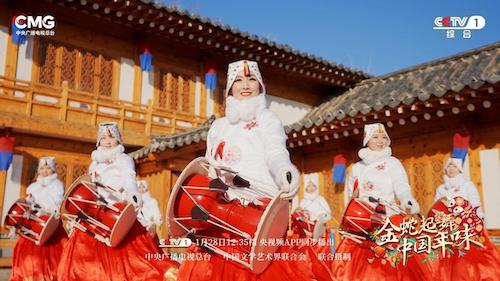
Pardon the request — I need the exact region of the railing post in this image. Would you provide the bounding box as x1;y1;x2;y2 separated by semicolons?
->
91;102;98;126
171;117;176;133
145;99;153;135
59;80;69;121
25;89;33;117
119;105;125;131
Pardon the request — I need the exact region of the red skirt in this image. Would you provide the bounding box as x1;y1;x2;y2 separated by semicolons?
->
330;237;437;281
178;242;316;281
57;221;178;281
438;232;500;281
9;225;67;281
287;230;335;281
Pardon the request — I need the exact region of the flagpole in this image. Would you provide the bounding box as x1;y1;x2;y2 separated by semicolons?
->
0;170;6;227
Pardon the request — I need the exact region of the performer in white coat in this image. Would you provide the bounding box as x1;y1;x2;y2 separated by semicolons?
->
331;123;431;281
178;60;315;281
89;123;140;206
58;122;178;281
10;157;67;281
26;157;65;213
434;157;483;217
432;157;500;280
137;180;162;233
204;60;299;204
299;179;332;224
346;123;420;216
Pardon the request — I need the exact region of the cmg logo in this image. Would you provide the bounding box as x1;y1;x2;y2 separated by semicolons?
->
14;15;55;30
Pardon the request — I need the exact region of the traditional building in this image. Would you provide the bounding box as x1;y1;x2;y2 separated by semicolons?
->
132;43;500;246
0;0;367;266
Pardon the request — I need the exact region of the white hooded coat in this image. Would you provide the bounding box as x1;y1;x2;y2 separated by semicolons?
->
434;159;483;216
299;187;332;223
434;177;482;209
26;173;64;214
205;94;294;203
138;190;163;229
347;147;416;216
89;145;139;205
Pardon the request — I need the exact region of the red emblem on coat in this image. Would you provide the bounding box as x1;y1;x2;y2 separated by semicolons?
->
215;141;225;161
375;162;386;171
244;120;258;130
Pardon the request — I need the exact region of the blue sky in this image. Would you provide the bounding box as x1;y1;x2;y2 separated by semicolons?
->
162;0;499;76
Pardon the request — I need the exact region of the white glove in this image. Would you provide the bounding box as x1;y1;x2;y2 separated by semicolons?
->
277;165;300;200
401;198;420;214
318;213;330;224
7;227;17;239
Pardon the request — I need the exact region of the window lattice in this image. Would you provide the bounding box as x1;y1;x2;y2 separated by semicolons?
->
157;70;194;113
61;46;77;88
38;41;56;85
80;51;95;93
37;40;114;98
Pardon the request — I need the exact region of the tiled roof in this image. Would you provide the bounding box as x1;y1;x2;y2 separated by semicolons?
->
51;0;370;86
130;115;215;160
138;0;370;80
131;42;499;159
285;42;500;133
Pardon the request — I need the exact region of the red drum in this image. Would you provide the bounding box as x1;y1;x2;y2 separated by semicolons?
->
291;209;315;237
167;157;289;274
428;197;450;219
4;198;59;245
61;175;136;247
290;209;326;239
340;198;385;237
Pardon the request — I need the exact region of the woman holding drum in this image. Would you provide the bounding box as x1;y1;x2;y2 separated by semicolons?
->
8;156;67;281
296;178;332;239
331;123;434;280
57;122;178;281
172;60;316;281
431;158;500;280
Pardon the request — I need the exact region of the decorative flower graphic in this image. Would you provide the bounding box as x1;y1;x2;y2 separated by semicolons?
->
375;162;386;171
363;181;375;191
223;146;242;166
244;120;258;130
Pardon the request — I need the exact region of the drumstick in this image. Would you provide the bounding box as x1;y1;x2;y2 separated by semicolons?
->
209;164;276;197
368;196;407;214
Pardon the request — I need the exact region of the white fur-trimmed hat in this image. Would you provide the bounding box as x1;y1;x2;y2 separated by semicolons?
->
444;158;463;173
363;123;391;146
96;122;123;147
225;60;265;97
38;156;56;172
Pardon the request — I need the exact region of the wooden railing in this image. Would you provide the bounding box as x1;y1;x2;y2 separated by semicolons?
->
0;76;206;145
